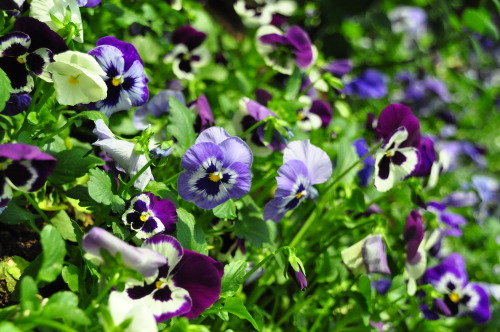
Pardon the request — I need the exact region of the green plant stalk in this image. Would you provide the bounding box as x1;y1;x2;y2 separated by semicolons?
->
243;246;289;281
27;318;80;332
22;192;50;226
239;117;270;139
119;158;156;196
84;272;121;315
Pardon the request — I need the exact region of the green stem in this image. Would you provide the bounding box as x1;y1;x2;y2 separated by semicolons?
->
240;117;270;139
243;247;288;281
28;318;80;332
84;272;120;315
164;170;183;186
39;119;74;145
22;192;50;225
119;158;156;196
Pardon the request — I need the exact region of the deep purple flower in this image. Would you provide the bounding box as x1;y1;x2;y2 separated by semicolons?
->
122;192;177;239
373;278;392;295
0;143;57;208
353;138;375;187
404;210;425;263
82;227;167;281
0;0;26;15
324;59;352;78
373;127;420;192
288;264;307;291
343;70;388;99
413;137;437;177
296;100;333;131
1;94;31;116
189;95;214;132
264;140;332;222
376;104;421;147
164;26;210;80
341;234;391;275
0;17;67;94
421;253;491;324
123;235;224;321
427;202;466;237
88;36;149;116
178;127;253;210
256;25;315;75
133;89;186;130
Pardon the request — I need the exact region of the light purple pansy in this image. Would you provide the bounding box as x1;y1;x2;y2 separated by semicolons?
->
421;253;491;324
341;234;391;275
324;59;352;78
82;227;167;282
77;0;101;7
343;69;388;99
88;36;149;117
353;138;375;187
256;25;315;75
388;6;427;41
0;143;57;208
123;235;224;321
164;26;210;80
133;89;186;130
427;202;466;237
190;95;214;133
122;192;177;239
0;17;67;94
178;127;253;210
263;140;332;223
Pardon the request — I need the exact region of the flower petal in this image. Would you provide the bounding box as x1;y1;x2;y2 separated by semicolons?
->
218;136;253;169
284;140;332;185
143;235;184;274
195;126;231;145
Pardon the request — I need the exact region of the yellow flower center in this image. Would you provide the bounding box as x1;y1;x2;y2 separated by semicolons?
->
385;151;394;158
111;76;123;86
209;172;222;182
140;211;153;222
68;76;79;85
17;56;26;64
183;54;191;61
155;280;163;289
296;190;307;199
297;112;305;120
449;292;460;303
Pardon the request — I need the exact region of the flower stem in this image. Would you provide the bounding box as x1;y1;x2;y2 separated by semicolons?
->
119;158;156;196
243;247;288;281
240;117;270;139
84;272;121;315
22;192;51;225
28;318;79;332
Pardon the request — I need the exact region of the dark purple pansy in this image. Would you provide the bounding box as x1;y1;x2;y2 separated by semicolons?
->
123;235;224;321
264;140;332;223
122;192;177;239
165;26;210;80
324;59;352;78
376;103;421;147
0;143;57;208
1;94;31;116
413;136;437;177
373;127;420;192
288;264;307;291
0;17;67;94
178;127;253;210
353;138;375;187
421;253;491;324
133;89;186;130
189;94;214;132
88;36;149;116
373;278;392;295
0;0;26;15
403;210;424;264
256;25;315;75
343;69;388;99
296;100;333;131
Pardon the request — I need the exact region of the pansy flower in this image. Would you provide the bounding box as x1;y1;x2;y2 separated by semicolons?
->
88;36;149;117
0;17;67;94
233;0;296;27
420;253;491;324
0;143;57;208
403;210;427;295
1;94;32;116
122;235;224;321
133;89;186;130
353;138;375;187
296;99;333;132
324;59;352;79
190;95;214;132
122;192;177;239
343;69;388;99
341;234;391;275
388;6;427;42
164;26;210;80
178;127;253;210
0;0;26;16
412;136;437;177
107;291;158;332
263;140;332;222
93;119;154;191
256;25;315;75
76;0;101;7
427;202;466;238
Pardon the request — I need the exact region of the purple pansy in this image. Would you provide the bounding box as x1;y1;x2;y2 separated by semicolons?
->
412;136;437;177
288;264;307;291
0;143;57;208
164;26;210;80
341;234;391;275
77;0;101;7
263;140;332;223
190;95;214;132
122;192;178;239
353;138;375;187
376;104;421;147
427;202;466;237
256;25;315;75
88;36;149;116
82;227;167;282
133;89;186;130
373;278;392;295
324;59;352;78
296;100;333;131
178;127;253;210
123;235;224;321
0;17;67;94
0;0;26;15
403;210;427;294
421;253;491;324
1;94;31;116
343;70;388;99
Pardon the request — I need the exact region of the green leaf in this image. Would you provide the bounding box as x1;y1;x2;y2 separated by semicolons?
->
61;265;79;292
49;147;105;185
0;68;12;111
213;200;237;219
0;322;22;332
38;225;66;283
0;197;36;225
221;260;247;297
358;275;372;313
77;110;109;124
176;208;207;254
87;168;125;212
0;256;29;292
463;8;499;40
20;276;40;312
347;189;366;212
43;291;90;325
331;138;358;191
167;97;196;157
284;65;301;100
50;211;77;242
235;215;272;248
222;297;260;331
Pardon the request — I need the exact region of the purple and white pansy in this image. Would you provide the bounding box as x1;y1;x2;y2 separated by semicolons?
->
296;99;333;132
88;36;149;117
420;253;491;324
341;234;391;275
263;140;332;223
164;26;210;80
403;210;427;295
0;143;57;208
122;235;224;321
256;25;315;75
122;192;178;239
178;127;253;210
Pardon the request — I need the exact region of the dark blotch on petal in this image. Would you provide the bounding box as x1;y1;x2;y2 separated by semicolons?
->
4;162;32;188
391;151;407;166
127;282;156;300
153;286;173;302
377;156;391;180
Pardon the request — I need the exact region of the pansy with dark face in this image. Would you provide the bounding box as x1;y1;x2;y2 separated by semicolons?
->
0;143;57;208
341;234;391;275
296;99;333;132
178;127;253;210
164;26;210;80
122;235;224;321
256;25;315;75
403;210;427;294
122;192;177;239
263;140;332;222
88;36;149;116
421;253;491;324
